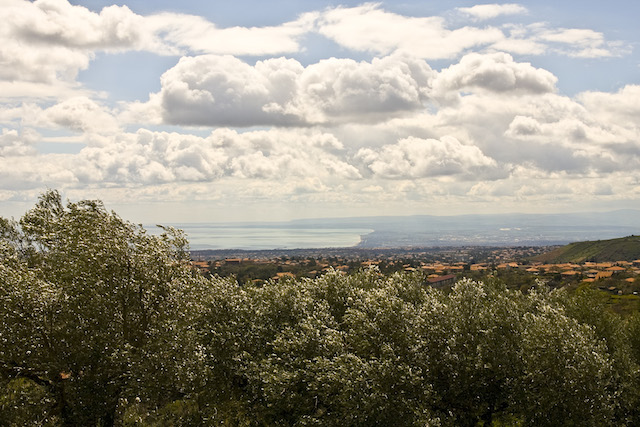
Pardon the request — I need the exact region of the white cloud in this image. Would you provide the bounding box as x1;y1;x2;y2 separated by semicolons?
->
505;115;542;137
0;0;628;107
149;53;435;126
41;97;120;135
8;0;144;49
0;97;120;145
0;128;37;156
490;28;547;55
370;72;640;179
457;3;528;21
539;28;626;58
466;167;634;205
0;81;96;101
50;128;362;187
146;11;315;56
155;55;303;126
317;3;504;59
433;52;557;99
578;85;640;125
541;28;604;45
0;152;77;192
356;136;499;179
0;0;314;101
2;0;315;60
496;23;629;58
0;1;638;219
0;0;153;86
0;40;90;84
290;54;434;122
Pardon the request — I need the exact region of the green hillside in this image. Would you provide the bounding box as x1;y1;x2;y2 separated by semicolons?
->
534;235;640;263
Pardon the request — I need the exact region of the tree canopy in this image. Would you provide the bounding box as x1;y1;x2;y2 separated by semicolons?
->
2;191;640;425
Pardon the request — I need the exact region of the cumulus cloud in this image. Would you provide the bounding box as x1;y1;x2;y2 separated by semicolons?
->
0;0;154;87
0;150;77;192
11;0;152;50
498;86;640;151
432;52;557;101
0;41;90;85
0;0;313;98
578;85;640;124
56;128;363;186
149;54;435;126
0;125;504;193
0;97;120;145
466;167;635;207
120;49;640;186
294;55;434;121
505;115;543;137
0;128;37;156
0;0;628;102
356;136;499;179
2;0;311;58
41;97;121;135
504;113;626;149
374;71;640;180
155;55;303;126
0;1;637;217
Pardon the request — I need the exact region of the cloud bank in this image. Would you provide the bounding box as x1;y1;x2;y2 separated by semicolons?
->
0;1;637;220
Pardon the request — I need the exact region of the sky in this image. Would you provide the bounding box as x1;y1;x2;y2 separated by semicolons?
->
1;0;639;224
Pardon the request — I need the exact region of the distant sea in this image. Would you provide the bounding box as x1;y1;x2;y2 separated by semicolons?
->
149;210;640;250
150;223;374;250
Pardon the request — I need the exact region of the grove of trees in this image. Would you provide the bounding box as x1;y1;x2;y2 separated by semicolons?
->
2;191;640;425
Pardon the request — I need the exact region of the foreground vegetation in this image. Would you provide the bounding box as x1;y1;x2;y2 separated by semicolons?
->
3;192;640;425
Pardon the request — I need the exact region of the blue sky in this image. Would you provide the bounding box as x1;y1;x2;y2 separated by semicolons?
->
1;1;639;223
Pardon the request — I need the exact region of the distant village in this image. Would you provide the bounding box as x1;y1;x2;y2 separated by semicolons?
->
191;246;640;298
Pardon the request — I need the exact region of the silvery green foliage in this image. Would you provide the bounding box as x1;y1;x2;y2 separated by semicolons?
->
2;192;640;426
0;190;204;425
191;271;628;426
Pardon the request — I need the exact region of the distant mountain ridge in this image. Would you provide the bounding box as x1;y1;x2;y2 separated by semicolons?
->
294;210;640;248
289;209;640;230
533;235;640;263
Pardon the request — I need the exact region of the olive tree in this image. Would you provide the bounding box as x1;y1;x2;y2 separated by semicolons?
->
0;191;633;425
0;190;205;425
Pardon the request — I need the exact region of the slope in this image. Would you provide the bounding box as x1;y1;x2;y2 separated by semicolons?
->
533;235;640;263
